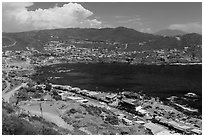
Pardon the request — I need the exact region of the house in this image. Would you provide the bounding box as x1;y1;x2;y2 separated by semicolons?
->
191;128;202;135
35;84;46;89
155;130;173;135
145;114;153;120
106;94;117;102
167;121;193;134
118;99;139;113
60;93;67;100
65;85;72;91
122;91;141;99
66;96;83;100
87;91;99;97
122;118;133;126
153;116;169;126
94;92;108;101
144;122;167;135
31;98;41;101
109;100;119;107
138;109;148;116
184;92;198;98
117;113;126;119
60;93;75;100
71;87;81;93
134;120;145;125
80;89;90;96
99;97;111;103
43;94;52;101
76;99;89;103
53;85;69;91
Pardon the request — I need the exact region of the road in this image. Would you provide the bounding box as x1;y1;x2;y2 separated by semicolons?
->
19;102;74;131
2;79;11;94
3;83;27;103
3;41;16;48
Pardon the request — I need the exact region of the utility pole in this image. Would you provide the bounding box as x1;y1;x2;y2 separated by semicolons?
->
16;96;19;105
39;103;43;118
39;103;45;134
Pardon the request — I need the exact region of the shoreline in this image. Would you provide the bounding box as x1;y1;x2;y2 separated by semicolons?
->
38;82;202;116
36;61;202;68
32;62;202;112
3;59;202;135
17;81;202;135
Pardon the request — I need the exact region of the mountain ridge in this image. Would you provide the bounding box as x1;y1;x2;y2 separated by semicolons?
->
155;29;187;36
2;27;202;52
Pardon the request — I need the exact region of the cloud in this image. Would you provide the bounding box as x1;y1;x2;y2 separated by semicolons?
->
115;15;140;19
115;15;143;28
117;18;142;24
140;28;152;33
168;22;202;34
115;15;129;19
3;2;102;32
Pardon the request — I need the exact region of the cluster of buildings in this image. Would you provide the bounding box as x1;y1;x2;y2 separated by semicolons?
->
2;37;201;67
42;41;130;64
28;40;201;66
2;38;202;135
32;83;201;135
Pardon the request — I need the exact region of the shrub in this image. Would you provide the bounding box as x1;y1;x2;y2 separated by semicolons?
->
2;111;60;135
104;115;119;125
2;102;15;113
2;102;60;135
41;126;60;135
69;108;77;114
2;113;37;135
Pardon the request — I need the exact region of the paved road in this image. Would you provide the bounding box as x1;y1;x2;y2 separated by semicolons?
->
3;83;27;103
2;68;32;71
2;79;11;94
3;41;16;48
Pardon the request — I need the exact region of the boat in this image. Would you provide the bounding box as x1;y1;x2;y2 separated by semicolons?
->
184;93;198;98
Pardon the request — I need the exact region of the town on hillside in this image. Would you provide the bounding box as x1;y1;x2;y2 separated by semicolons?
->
2;37;202;135
2;2;202;135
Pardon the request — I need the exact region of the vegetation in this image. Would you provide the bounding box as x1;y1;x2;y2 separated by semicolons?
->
2;27;201;52
104;115;119;125
2;101;61;135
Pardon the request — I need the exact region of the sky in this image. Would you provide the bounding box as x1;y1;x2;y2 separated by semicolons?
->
2;2;202;34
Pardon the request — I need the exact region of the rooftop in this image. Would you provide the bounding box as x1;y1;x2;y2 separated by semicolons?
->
168;121;192;130
144;122;166;134
88;91;99;96
106;94;117;99
123;98;138;105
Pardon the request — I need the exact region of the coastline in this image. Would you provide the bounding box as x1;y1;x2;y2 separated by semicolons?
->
3;56;202;135
36;60;202;68
31;63;202;113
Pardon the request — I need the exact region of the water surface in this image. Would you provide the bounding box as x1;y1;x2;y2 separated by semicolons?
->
33;63;202;110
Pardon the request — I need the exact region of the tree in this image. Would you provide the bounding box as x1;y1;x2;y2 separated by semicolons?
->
45;83;52;91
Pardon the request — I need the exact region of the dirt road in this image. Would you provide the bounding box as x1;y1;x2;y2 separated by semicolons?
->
19;101;74;131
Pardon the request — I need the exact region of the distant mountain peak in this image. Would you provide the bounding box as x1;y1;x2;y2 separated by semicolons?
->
114;26;135;31
155;29;187;36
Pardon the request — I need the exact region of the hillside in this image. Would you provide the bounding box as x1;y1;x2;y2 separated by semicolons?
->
2;27;202;52
2;102;67;135
155;29;187;36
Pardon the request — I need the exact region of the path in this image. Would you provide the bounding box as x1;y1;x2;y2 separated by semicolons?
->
19;102;74;131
